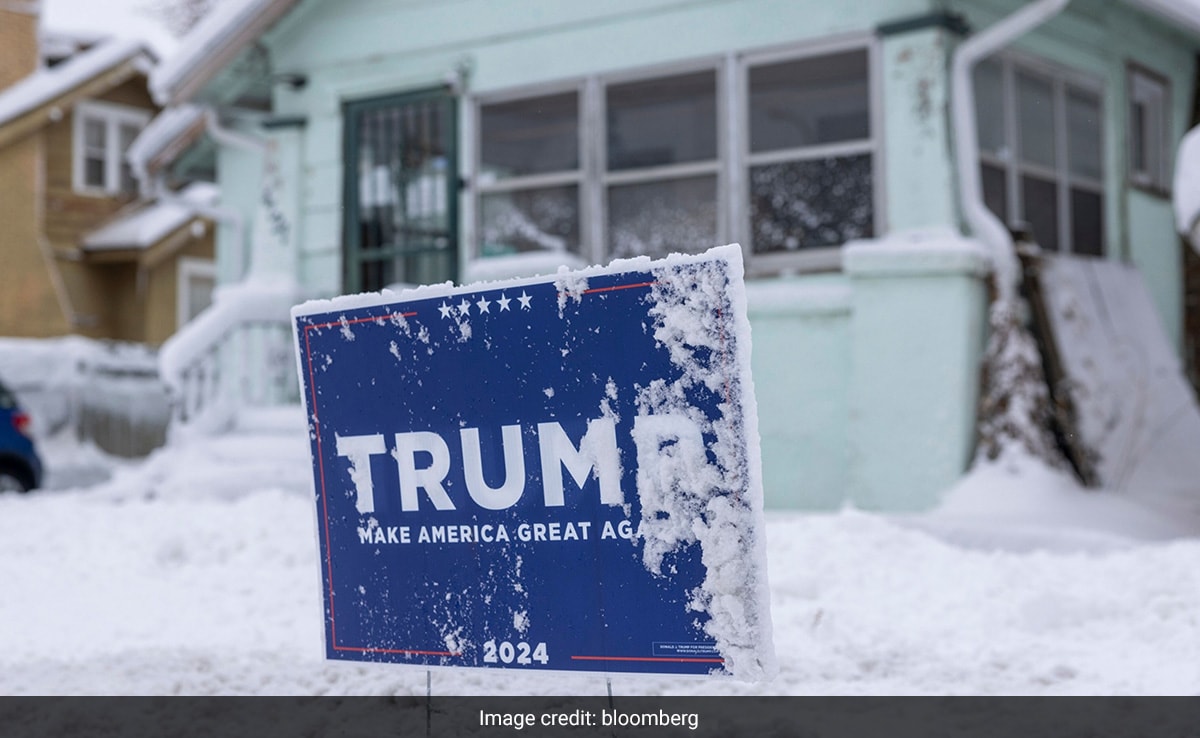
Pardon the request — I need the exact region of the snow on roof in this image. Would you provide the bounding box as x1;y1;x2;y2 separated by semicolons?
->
150;0;299;106
0;37;152;128
1174;125;1200;253
83;183;219;251
126;103;206;179
38;29;106;62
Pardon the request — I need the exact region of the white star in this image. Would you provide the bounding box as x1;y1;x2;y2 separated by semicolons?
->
497;293;512;311
438;302;453;319
458;298;471;316
476;295;491;313
517;291;533;310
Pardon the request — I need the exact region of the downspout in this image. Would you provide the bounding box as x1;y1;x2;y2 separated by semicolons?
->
202;108;271;281
952;0;1071;303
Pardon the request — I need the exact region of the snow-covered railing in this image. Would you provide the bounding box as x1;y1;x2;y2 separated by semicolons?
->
159;277;301;432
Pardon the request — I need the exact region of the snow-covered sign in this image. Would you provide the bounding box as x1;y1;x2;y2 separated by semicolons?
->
291;245;775;679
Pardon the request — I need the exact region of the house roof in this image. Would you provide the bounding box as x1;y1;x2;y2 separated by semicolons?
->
84;182;220;251
149;0;1200;108
149;0;301;107
0;37;155;130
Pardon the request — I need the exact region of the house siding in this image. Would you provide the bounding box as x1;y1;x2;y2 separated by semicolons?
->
201;0;1197;509
0;133;69;337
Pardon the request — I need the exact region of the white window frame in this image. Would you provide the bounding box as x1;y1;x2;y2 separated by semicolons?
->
72;99;150;196
1127;63;1171;195
977;51;1105;255
471;34;881;275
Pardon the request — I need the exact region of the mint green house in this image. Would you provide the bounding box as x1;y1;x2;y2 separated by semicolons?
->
134;0;1200;511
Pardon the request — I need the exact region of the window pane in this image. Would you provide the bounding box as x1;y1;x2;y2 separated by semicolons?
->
480;185;580;255
1066;87;1101;181
974;59;1006;157
186;273;215;322
84;117;105;150
749;49;870;152
347;93;457;291
357;250;455;291
1070;188;1103;256
608;175;717;259
1017;71;1056;169
84;156;105;187
1021;175;1059;251
749;154;873;253
981;163;1008;224
480;92;578;178
1130;100;1148;173
607;70;716;170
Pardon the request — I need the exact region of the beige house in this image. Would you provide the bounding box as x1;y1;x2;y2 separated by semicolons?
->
0;3;215;345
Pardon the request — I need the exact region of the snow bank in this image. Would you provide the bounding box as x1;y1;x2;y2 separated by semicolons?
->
0;335;165;442
463;251;589;284
2;437;1198;695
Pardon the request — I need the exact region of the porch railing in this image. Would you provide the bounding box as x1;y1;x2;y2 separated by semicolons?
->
159;277;301;433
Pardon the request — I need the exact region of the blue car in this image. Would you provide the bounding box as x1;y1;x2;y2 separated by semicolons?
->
0;377;43;492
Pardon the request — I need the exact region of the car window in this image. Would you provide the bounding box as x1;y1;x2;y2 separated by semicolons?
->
0;380;16;410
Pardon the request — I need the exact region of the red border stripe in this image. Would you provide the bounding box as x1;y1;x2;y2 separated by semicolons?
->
570;655;725;664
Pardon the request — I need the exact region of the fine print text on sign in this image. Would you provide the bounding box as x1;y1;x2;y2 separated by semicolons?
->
291;244;775;679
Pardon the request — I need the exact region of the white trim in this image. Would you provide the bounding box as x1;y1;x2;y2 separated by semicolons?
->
177;256;217;330
71;99;150;196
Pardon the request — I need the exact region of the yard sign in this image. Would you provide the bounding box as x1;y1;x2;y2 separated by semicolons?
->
292;245;774;678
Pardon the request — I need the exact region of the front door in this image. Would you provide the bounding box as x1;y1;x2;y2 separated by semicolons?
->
343;89;458;292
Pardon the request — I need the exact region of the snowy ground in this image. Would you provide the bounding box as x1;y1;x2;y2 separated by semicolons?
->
2;407;1199;696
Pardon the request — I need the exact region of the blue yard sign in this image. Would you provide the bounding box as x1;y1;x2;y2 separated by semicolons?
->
292;245;774;679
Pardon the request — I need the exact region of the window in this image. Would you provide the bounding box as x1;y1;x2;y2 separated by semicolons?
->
606;69;720;259
72;100;149;195
478;90;581;256
974;56;1104;256
177;258;216;329
342;90;458;292
1128;65;1170;193
746;48;875;264
473;41;879;273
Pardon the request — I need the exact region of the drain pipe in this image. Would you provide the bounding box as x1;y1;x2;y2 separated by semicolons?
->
202;108;270;156
952;0;1071;303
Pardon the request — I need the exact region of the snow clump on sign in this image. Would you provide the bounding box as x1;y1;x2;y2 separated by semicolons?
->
633;245;776;681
